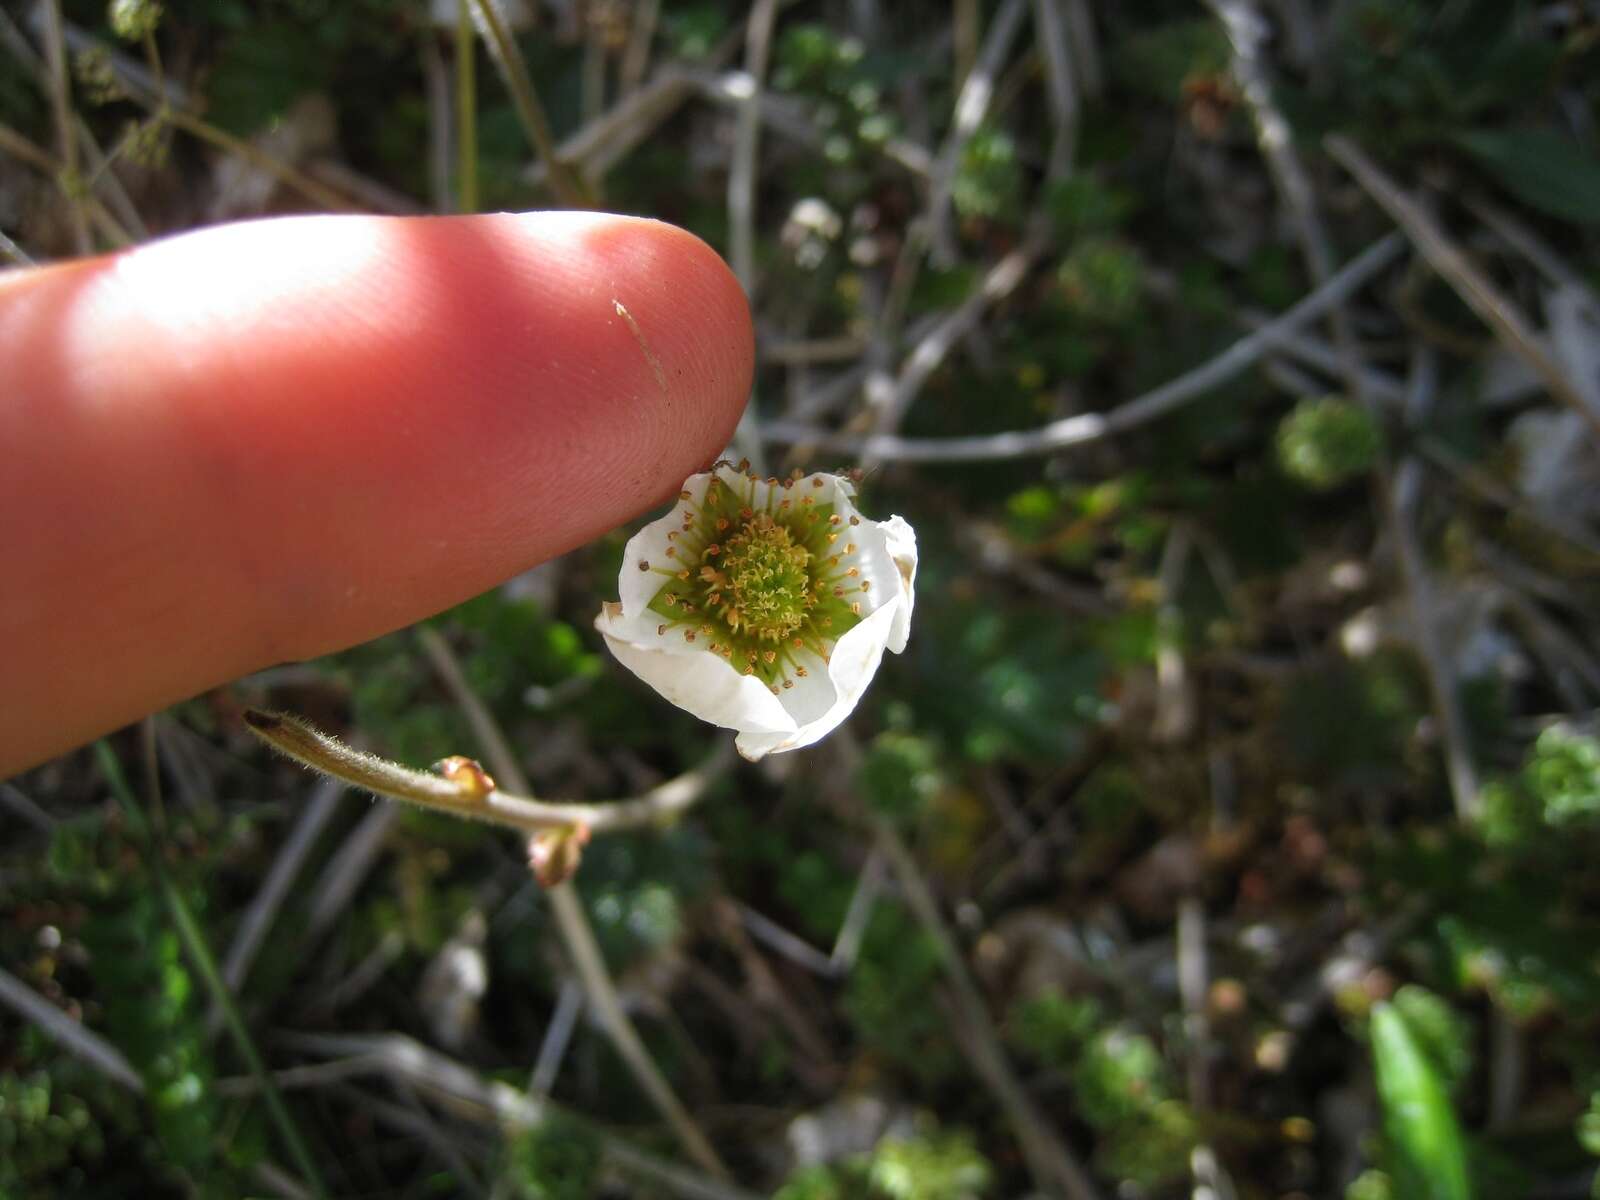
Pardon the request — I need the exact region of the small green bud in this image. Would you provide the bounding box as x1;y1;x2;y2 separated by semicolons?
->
1276;396;1383;490
108;0;162;42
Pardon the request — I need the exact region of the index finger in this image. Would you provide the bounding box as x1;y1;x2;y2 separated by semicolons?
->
0;211;752;773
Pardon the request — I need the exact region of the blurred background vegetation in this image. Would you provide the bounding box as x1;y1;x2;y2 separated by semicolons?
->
4;1;1600;1197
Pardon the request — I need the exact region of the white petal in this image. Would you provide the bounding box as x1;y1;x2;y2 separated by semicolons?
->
597;608;799;736
880;515;918;654
773;646;834;726
617;471;717;618
735;597;900;760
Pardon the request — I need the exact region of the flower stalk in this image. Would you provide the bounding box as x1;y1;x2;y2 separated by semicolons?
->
242;709;724;839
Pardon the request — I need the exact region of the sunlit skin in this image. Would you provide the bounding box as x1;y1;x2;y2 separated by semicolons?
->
0;212;753;776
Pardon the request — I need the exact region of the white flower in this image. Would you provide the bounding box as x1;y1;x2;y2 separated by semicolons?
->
596;462;917;761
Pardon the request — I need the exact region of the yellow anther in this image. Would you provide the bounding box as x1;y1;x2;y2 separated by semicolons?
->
685;630;696;643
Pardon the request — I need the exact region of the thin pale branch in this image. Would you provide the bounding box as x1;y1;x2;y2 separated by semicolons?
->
0;965;144;1091
1326;134;1600;439
414;629;731;1180
873;817;1101;1200
280;1032;759;1200
766;232;1407;461
467;0;589;207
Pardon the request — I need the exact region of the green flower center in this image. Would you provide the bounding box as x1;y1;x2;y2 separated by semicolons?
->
642;468;873;693
721;516;812;641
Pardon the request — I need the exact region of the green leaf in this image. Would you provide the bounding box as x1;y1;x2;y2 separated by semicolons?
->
1454;130;1600;226
1370;1002;1473;1200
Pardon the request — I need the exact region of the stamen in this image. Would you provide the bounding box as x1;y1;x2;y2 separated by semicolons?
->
812;477;824;488
639;560;650;570
680;490;692;501
658;624;667;635
850;602;862;615
795;665;808;677
861;580;871;591
849;515;860;525
845;543;856;554
782;679;794;690
665;546;676;558
684;630;696;642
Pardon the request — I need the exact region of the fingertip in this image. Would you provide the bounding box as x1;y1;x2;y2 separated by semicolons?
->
0;210;754;772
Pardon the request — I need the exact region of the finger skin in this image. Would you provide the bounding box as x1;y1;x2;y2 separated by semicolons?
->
0;212;752;774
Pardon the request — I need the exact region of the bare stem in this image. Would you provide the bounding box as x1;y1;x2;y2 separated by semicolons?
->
468;0;590;206
455;0;478;212
872;815;1100;1200
243;708;726;835
1326;134;1600;439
